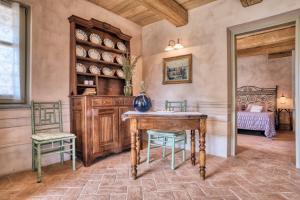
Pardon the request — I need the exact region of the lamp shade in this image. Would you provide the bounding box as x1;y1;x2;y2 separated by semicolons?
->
164;45;173;51
280;95;286;104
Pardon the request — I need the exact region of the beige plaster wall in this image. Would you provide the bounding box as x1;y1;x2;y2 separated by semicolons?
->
0;0;142;176
142;0;300;157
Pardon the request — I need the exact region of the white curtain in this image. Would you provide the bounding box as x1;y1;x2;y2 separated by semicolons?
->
0;1;20;100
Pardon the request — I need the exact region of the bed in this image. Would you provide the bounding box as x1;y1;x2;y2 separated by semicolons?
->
237;86;278;138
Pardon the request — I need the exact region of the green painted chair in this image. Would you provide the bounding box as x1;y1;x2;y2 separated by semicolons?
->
147;100;187;170
31;101;76;182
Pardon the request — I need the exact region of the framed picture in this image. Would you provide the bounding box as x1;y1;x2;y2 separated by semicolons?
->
163;54;192;84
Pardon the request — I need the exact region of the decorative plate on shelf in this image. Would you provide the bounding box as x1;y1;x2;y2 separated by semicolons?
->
103;38;114;48
115;55;123;65
88;49;101;60
102;52;114;63
76;63;87;73
90;33;102;45
76;45;87;57
89;65;101;75
102;67;115;76
75;29;88;41
117;41;126;52
116;69;125;79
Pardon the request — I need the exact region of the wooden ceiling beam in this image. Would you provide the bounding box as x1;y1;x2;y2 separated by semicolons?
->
237;26;295;50
176;0;216;10
240;0;263;7
137;0;188;27
237;40;295;57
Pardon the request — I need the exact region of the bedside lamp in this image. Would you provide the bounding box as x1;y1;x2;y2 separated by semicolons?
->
280;94;286;104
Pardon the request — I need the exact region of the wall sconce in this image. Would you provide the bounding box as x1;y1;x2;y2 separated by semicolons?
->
165;38;184;51
280;94;286;104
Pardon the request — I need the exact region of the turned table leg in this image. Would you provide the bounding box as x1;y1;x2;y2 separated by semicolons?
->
190;130;196;165
130;119;138;179
199;117;207;180
136;129;142;165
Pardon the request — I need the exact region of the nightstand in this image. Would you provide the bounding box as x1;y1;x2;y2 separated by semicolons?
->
277;108;293;131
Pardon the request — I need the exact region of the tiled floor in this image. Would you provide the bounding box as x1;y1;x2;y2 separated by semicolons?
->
0;131;299;200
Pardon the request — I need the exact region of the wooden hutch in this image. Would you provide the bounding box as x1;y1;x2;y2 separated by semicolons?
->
68;15;134;166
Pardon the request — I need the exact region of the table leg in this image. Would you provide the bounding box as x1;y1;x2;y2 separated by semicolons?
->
130;119;138;179
199;117;207;180
190;130;196;165
136;129;142;165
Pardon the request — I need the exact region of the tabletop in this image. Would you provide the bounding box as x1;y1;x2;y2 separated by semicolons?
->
122;111;207;120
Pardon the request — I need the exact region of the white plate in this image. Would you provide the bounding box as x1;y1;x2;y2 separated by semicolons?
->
116;69;125;79
102;67;115;76
89;65;100;75
88;49;101;60
103;38;114;48
76;63;87;73
75;29;88;41
102;52;114;63
115;55;123;65
117;41;126;52
90;33;102;45
76;45;87;57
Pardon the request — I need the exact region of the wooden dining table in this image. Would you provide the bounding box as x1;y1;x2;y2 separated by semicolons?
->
122;111;208;180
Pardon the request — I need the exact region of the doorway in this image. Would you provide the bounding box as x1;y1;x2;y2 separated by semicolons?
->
228;14;300;168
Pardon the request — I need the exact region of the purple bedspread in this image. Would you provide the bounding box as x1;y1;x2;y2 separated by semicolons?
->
237;111;276;138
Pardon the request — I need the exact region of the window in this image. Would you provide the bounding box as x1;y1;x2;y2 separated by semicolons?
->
0;1;29;106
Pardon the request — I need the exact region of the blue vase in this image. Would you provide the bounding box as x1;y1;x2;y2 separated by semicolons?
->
133;92;152;112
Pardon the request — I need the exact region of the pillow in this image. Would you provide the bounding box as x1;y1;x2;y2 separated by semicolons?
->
250;105;263;112
245;104;252;112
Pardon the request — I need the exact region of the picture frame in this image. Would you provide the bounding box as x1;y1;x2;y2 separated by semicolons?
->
163;54;192;84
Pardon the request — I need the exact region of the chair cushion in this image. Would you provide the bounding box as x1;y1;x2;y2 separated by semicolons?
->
147;130;186;137
32;132;75;141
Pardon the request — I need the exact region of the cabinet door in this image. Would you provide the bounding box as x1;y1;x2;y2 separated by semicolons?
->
119;106;132;149
91;107;118;158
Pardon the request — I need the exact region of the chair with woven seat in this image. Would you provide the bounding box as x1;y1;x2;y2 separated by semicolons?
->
31;101;76;182
147;100;187;170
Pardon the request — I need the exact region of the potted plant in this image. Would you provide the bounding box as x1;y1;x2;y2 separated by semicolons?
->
122;53;140;96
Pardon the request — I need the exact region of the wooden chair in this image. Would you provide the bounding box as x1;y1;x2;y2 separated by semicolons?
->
31;101;76;182
147;100;187;170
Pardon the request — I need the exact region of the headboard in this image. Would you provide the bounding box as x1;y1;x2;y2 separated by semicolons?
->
237;86;278;112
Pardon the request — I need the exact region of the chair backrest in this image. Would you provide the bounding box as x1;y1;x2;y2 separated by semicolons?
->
165;100;187;112
31;101;63;134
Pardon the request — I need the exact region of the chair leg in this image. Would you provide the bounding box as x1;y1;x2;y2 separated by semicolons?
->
171;137;175;170
72;138;76;171
32;142;36;171
60;140;64;165
182;136;186;161
37;143;42;183
147;134;151;164
162;137;166;159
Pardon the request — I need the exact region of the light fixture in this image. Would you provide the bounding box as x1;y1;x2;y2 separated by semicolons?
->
164;38;184;51
174;38;184;50
280;94;286;104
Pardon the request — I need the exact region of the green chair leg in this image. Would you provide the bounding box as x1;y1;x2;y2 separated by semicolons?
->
147;134;151;163
72;138;76;171
32;143;36;171
171;137;175;170
162;137;166;159
60;140;64;165
182;137;186;161
37;143;42;183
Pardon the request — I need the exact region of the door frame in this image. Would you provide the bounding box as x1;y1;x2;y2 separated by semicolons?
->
228;13;300;168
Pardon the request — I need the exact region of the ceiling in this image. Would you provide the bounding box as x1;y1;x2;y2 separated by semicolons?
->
87;0;216;26
236;25;295;58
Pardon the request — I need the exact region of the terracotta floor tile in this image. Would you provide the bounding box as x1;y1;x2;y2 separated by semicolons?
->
0;131;299;200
